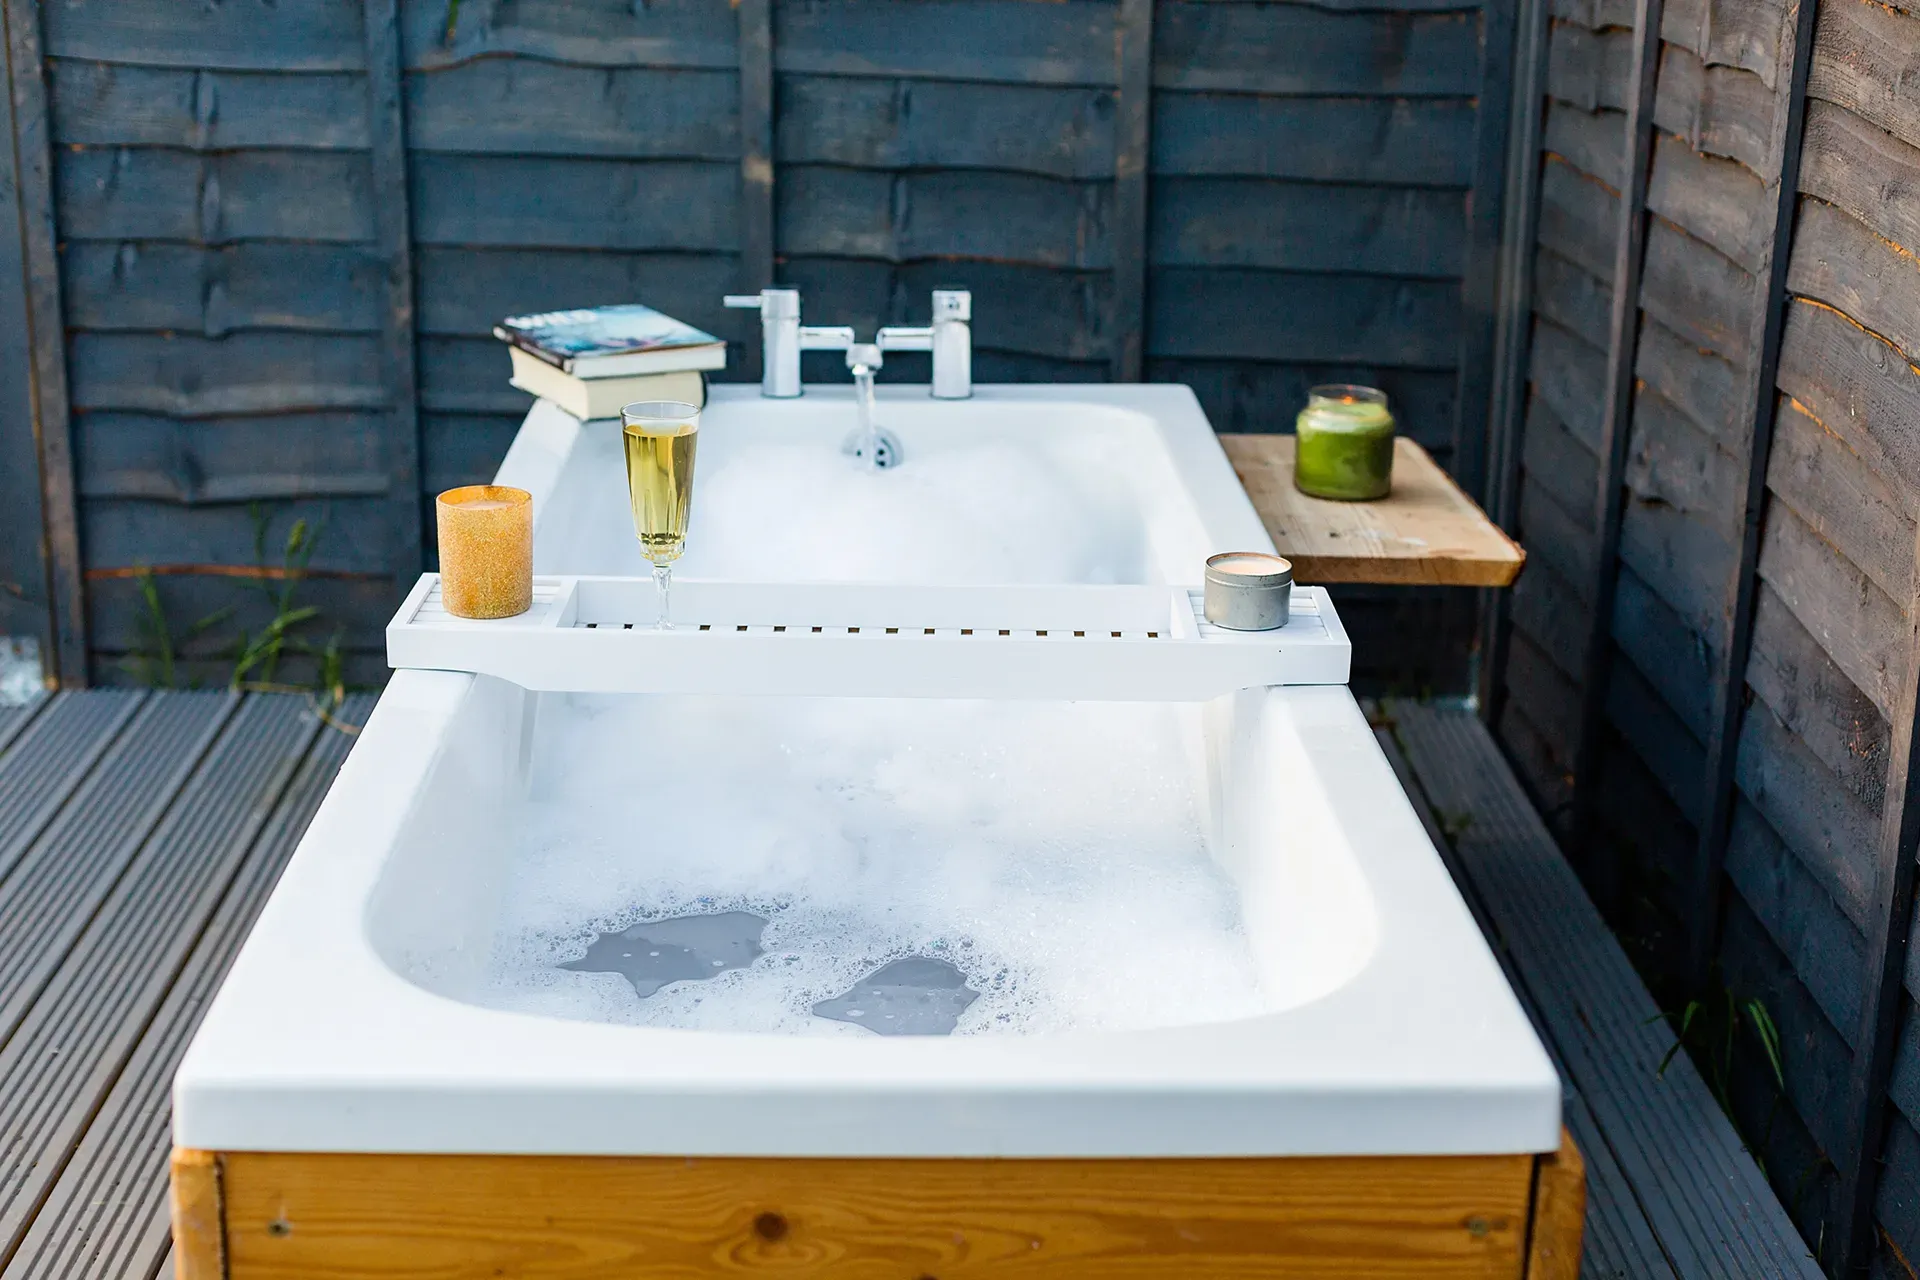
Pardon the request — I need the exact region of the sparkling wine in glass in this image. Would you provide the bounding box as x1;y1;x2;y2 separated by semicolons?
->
621;400;700;629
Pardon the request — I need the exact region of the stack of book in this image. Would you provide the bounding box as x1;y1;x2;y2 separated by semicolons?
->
494;303;727;421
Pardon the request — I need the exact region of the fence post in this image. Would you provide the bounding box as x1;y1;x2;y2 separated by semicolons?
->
737;0;774;390
1686;0;1819;991
1567;0;1664;861
1450;0;1520;508
1;0;82;684
1109;0;1152;383
1475;0;1552;724
363;0;423;588
1837;544;1920;1271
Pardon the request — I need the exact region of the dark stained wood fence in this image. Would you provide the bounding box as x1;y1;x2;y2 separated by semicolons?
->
1482;0;1920;1271
0;0;1513;693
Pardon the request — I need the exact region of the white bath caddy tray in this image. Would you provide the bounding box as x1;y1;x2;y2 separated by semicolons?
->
387;574;1350;700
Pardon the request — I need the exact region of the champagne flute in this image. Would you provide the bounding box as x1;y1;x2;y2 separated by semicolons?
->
621;400;701;629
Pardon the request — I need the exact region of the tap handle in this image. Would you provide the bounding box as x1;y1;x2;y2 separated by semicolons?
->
931;288;970;321
722;288;800;319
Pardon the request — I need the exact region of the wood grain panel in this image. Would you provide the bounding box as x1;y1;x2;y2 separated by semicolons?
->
1521;396;1600;530
1798;100;1920;261
1623;397;1743;544
1612;562;1715;740
1757;499;1908;722
48;62;369;150
1151;180;1465;277
1148;269;1461;365
1153;93;1475;185
407;61;738;159
1765;395;1915;606
215;1149;1538;1280
779;76;1113;179
1746;581;1892;814
67;333;384;417
1809;0;1920;153
1527;1129;1586;1280
1616;497;1737;646
1511;555;1590;678
169;1148;222;1280
1532;248;1611;353
1774;297;1920;509
774;0;1114;87
1536;151;1616;283
1517;477;1597;608
405;0;736;73
1152;3;1482;95
1547;26;1776;177
42;0;366;70
1722;797;1868;1043
81;496;392;576
56;148;374;244
1603;653;1705;824
409;155;737;251
76;411;388;505
415;247;741;340
1649;131;1770;273
1787;197;1920;366
778;166;1110;268
1631;315;1741;445
1528;317;1607;452
62;242;384;336
87;574;391;658
1553;0;1793;87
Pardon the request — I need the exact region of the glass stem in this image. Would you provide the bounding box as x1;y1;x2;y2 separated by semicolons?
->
652;562;673;631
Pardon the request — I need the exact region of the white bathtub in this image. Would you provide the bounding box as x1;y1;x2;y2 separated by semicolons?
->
174;384;1559;1160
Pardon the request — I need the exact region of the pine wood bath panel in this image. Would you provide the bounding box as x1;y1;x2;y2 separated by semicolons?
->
172;1138;1583;1279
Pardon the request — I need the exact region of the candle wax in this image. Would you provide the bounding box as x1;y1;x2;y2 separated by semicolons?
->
1294;395;1394;501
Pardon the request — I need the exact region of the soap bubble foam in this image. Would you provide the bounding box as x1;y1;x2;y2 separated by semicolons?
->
476;693;1269;1035
676;440;1149;584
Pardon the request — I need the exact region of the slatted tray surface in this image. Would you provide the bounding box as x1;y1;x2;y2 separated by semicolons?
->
387;574;1352;697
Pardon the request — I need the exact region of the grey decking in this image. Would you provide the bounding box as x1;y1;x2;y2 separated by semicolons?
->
1382;699;1823;1279
0;687;1824;1277
0;689;370;1280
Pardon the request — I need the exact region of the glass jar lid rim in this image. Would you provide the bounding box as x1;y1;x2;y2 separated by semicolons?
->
1307;383;1388;406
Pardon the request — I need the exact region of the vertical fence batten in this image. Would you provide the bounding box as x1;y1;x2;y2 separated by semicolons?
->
1450;0;1520;510
1568;0;1664;859
737;0;774;381
1837;544;1920;1272
3;0;80;684
1476;0;1552;725
0;0;47;665
1686;0;1819;993
1110;0;1152;383
363;0;423;587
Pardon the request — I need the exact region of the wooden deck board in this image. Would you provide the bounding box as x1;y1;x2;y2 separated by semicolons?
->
0;690;144;884
1373;718;1673;1279
1221;435;1526;587
3;695;369;1280
1385;699;1822;1279
0;694;320;1267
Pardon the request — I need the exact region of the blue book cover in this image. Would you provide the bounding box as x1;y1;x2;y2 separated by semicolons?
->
494;304;725;377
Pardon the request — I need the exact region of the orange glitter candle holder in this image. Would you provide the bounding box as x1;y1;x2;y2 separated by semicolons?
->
435;485;533;619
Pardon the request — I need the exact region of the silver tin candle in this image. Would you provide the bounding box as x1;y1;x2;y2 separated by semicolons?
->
1204;552;1294;631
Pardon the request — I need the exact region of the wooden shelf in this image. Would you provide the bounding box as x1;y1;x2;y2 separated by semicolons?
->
1221;434;1526;588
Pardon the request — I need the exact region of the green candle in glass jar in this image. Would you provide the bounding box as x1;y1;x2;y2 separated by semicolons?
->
1294;384;1395;501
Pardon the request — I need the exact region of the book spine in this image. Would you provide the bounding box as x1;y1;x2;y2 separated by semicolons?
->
492;325;571;373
